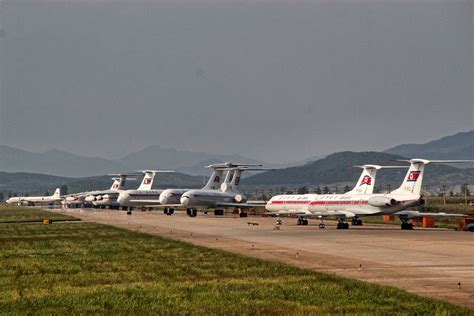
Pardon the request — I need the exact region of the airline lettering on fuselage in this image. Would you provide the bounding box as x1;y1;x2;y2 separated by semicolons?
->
407;171;421;182
360;175;372;186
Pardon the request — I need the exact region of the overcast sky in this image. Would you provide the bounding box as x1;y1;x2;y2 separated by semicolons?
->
0;0;472;163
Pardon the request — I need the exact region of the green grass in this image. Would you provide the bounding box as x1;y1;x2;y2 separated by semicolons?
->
0;209;471;314
0;205;79;223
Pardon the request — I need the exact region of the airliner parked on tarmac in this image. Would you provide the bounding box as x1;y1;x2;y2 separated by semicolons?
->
180;162;269;217
266;159;472;230
117;163;229;213
7;188;62;206
83;171;152;208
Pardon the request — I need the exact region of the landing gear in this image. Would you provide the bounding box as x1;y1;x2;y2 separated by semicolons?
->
336;218;349;229
275;217;283;226
401;221;414;230
318;217;326;229
164;207;174;216
351;217;363;226
214;209;224;216
187;208;197;217
297;217;309;226
126;207;133;215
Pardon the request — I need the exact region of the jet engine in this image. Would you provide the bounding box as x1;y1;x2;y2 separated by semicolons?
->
368;196;398;207
234;194;246;203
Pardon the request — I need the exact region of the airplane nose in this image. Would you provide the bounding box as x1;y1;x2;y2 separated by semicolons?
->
180;195;190;206
159;192;170;205
117;192;129;206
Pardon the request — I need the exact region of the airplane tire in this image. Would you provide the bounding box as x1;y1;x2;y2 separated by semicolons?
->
337;223;342;229
319;223;325;229
169;208;174;215
343;223;349;229
190;209;197;217
303;219;309;225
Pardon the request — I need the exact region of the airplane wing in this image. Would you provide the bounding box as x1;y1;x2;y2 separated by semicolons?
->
394;210;467;219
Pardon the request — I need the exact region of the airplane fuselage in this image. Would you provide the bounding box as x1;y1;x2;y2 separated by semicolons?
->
266;193;422;217
180;189;246;209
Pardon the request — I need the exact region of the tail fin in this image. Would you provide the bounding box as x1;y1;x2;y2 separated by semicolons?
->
138;171;156;190
346;165;380;195
220;169;239;192
346;165;408;195
391;159;474;195
110;178;122;190
221;167;270;192
137;170;174;191
391;160;428;195
203;168;225;190
53;188;61;197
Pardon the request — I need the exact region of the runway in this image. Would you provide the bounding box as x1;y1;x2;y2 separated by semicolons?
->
62;209;474;308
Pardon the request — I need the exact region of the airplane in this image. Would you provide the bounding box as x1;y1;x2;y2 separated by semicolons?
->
179;162;269;217
115;170;174;210
63;175;135;208
117;163;229;215
266;159;473;230
7;188;62;206
82;172;145;209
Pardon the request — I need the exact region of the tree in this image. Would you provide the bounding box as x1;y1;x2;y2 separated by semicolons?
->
323;186;330;194
343;185;351;193
297;186;308;194
315;187;322;194
0;192;4;202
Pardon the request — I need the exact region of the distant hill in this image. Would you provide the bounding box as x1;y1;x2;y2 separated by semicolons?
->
0;145;270;177
243;151;472;189
0;146;127;177
384;130;474;164
0;171;204;197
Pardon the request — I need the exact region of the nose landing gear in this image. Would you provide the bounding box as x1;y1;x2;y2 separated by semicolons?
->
164;207;175;216
186;208;197;217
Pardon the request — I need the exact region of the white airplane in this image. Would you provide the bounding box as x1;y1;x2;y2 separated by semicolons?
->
115;170;174;210
266;159;472;230
7;188;62;206
83;173;142;208
180;162;269;217
117;163;228;214
64;174;137;208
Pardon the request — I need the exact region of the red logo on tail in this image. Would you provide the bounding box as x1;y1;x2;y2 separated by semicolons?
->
407;171;421;182
143;178;152;185
360;175;372;186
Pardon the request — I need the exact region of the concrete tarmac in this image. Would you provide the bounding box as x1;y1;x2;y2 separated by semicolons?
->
62;209;474;308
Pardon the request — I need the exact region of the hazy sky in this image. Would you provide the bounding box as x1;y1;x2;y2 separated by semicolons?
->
0;0;472;163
